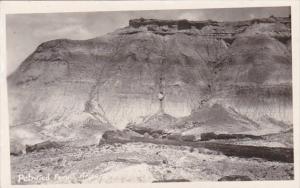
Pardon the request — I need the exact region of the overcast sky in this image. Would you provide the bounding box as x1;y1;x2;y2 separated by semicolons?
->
6;7;290;75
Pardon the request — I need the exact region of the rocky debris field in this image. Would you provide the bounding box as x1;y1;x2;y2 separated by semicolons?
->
11;141;293;184
11;124;294;184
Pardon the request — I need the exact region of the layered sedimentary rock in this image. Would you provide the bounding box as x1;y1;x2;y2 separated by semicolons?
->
8;16;292;145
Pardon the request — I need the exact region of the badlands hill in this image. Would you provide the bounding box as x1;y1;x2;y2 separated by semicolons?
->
8;16;292;147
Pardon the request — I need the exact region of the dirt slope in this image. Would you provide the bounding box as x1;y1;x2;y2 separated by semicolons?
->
8;16;292;145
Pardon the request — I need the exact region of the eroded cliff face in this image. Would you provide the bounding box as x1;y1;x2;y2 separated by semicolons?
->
8;16;292;144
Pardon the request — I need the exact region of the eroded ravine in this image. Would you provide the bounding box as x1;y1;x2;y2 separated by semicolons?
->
8;16;292;146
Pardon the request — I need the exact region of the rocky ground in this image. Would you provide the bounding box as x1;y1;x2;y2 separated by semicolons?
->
11;141;293;185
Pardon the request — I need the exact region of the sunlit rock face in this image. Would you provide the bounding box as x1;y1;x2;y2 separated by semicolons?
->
213;22;292;125
8;16;292;143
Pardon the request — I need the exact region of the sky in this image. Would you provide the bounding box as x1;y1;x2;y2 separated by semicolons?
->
6;7;290;75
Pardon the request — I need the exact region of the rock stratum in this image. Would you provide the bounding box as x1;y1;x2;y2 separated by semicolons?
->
8;16;292;147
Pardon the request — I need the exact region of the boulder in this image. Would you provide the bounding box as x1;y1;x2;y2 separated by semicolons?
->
218;175;252;181
200;132;218;141
151;132;161;139
99;130;132;144
181;135;196;142
144;132;151;138
177;19;191;30
10;140;26;156
25;141;60;153
167;133;182;141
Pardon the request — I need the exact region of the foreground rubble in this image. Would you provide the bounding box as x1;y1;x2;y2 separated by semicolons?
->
11;142;293;184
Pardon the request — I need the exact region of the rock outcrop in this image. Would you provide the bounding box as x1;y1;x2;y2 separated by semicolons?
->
8;16;292;145
129;18;219;30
